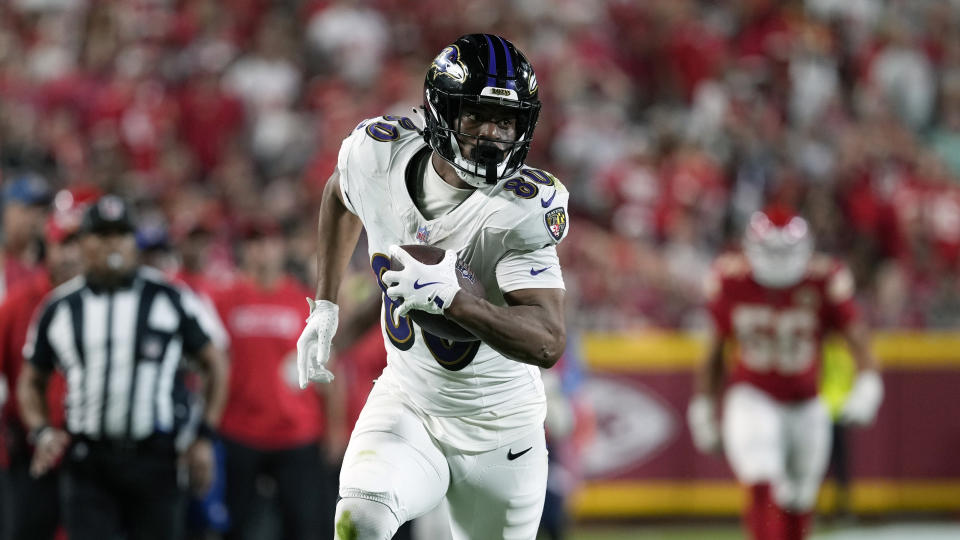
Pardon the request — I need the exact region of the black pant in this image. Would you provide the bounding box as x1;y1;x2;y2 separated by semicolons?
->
61;435;185;540
1;448;61;540
223;438;330;540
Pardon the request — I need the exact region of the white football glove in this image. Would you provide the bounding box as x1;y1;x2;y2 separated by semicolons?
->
687;394;722;454
841;370;883;425
295;298;338;389
381;245;461;326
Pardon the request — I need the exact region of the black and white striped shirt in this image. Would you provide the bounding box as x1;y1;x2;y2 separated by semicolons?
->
24;266;211;441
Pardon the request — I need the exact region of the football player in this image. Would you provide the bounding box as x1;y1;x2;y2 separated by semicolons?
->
688;207;884;540
296;34;569;540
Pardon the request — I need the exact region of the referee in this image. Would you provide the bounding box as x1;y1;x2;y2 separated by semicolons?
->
16;195;229;540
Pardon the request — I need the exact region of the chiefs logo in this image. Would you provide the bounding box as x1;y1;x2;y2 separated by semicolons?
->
582;377;677;476
429;46;467;83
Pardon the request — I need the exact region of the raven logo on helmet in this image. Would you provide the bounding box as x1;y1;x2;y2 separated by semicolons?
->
429;46;467;84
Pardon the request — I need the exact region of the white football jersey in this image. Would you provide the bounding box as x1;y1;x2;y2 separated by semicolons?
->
337;115;570;451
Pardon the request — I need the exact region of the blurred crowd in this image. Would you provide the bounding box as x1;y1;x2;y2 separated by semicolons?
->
2;0;960;332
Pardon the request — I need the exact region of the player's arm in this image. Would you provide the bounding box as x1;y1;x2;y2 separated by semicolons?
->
687;329;725;454
687;267;729;454
189;343;228;495
824;263;883;425
193;342;229;428
694;330;726;401
383;242;566;368
445;287;566;369
843;320;876;373
18;362;69;477
18;306;71;477
838;317;883;426
17;362;52;436
18;303;57;434
296;171;364;388
315;171;364;303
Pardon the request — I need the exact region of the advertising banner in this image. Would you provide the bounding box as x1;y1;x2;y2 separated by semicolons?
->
573;332;960;517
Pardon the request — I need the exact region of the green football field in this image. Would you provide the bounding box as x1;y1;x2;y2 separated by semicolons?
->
567;521;960;540
569;524;741;539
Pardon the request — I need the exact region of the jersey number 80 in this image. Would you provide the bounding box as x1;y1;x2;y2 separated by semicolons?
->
371;254;480;371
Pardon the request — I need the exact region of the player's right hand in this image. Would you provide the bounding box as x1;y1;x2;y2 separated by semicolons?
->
296;298;339;389
687;394;722;454
30;427;70;477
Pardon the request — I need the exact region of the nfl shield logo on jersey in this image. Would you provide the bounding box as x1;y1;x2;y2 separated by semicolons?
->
544;208;567;242
416;225;431;244
142;335;164;360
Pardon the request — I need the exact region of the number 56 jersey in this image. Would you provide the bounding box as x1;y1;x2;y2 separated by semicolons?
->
336;116;570;452
705;252;859;402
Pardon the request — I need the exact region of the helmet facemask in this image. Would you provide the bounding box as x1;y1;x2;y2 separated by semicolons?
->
425;90;540;188
743;211;814;289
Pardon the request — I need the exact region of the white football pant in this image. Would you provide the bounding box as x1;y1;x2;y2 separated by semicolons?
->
338;381;548;540
722;383;832;512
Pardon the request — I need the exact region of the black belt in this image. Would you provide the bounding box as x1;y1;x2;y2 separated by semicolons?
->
72;433;176;456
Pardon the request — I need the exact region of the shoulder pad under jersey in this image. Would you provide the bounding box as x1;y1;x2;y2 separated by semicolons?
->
338;116;423;181
714;253;751;280
337;115;425;214
821;258;855;304
498;168;571;251
704;253;744;302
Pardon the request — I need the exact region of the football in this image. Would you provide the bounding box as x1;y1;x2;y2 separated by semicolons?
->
390;244;486;341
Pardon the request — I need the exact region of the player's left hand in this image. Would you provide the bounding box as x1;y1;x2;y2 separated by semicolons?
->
185;437;215;496
382;244;461;325
841;370;884;426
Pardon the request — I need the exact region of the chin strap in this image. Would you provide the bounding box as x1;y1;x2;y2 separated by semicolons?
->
477;144;502;185
484;161;497;184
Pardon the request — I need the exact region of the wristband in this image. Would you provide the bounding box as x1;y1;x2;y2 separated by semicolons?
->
196;421;218;441
27;424;51;445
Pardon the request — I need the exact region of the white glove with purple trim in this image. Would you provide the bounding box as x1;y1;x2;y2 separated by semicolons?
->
381;245;461;326
295;298;338;389
841;370;884;425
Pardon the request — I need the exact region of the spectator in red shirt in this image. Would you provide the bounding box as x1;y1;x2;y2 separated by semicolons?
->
0;191;85;540
213;220;334;540
1;173;51;301
177;69;245;174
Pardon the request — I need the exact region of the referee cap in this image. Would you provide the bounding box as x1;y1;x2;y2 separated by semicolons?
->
80;195;135;235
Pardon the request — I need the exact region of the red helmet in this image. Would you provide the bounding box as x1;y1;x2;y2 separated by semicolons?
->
44;186;102;244
743;206;813;288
